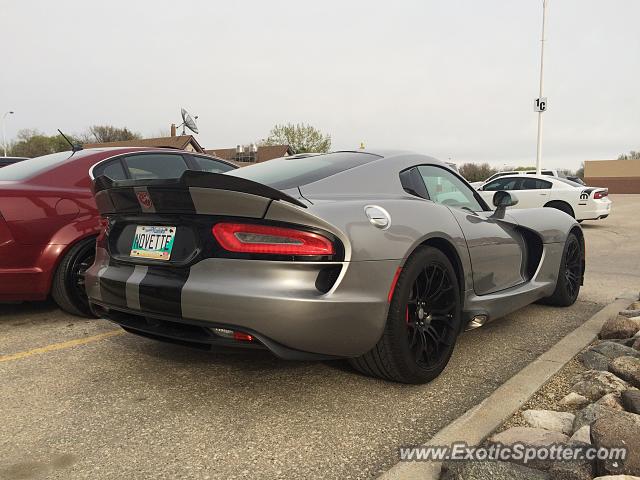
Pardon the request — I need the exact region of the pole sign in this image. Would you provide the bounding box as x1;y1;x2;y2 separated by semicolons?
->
534;97;548;112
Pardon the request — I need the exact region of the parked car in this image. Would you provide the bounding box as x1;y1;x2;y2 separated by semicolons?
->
469;169;559;188
0;147;236;316
0;156;29;168
86;150;584;384
477;174;611;221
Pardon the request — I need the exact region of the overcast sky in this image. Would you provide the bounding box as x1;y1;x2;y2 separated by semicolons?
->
2;0;639;170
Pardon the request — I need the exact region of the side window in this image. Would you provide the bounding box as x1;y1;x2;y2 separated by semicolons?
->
417;165;483;212
123;154;188;180
95;160;128;181
483;177;519;191
520;178;551;190
193;156;235;174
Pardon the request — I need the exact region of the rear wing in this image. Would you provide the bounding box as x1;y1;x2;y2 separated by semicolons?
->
92;170;307;216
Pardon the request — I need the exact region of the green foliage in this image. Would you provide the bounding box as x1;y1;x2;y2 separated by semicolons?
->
262;123;331;154
618;150;640;160
8;125;142;158
9;129;79;158
458;162;498;183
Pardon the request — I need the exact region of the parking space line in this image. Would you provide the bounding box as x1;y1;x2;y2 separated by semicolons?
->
0;330;124;363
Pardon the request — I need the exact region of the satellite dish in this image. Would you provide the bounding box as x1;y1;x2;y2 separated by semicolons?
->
179;107;199;135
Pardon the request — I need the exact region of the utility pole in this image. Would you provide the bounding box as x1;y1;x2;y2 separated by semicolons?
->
2;111;14;157
535;0;549;175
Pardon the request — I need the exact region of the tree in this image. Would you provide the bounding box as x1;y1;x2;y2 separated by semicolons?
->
458;162;498;183
81;125;141;143
618;150;640;160
575;162;584;179
262;123;331;153
9;129;77;158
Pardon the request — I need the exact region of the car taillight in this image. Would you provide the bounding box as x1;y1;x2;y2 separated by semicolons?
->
212;222;334;256
593;190;608;199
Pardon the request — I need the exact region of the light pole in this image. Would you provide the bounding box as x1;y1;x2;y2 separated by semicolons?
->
2;111;15;157
535;0;549;175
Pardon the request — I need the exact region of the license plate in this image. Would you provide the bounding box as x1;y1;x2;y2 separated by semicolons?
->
130;225;176;261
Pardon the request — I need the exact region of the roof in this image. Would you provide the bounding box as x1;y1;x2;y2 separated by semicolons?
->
83;135;205;153
204;145;294;165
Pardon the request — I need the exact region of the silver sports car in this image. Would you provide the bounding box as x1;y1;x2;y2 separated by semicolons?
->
85;150;584;383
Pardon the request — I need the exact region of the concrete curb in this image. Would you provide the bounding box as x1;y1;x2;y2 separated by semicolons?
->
378;291;638;480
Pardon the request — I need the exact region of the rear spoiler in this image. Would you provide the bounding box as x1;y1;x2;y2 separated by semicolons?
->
92;170;307;216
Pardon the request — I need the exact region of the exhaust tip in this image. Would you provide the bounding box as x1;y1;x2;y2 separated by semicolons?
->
465;314;488;331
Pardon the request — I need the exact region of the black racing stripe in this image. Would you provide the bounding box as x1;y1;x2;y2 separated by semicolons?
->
147;187;196;214
109;188;142;214
99;262;135;308
138;266;190;317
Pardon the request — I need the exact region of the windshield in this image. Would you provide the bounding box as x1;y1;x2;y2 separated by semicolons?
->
0;151;74;181
225;152;381;190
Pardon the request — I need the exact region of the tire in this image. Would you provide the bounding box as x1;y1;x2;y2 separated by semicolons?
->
538;232;582;307
349;246;462;384
51;237;97;317
545;201;575;218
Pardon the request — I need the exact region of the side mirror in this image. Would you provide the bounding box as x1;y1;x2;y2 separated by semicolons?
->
493;190;518;208
491;191;518;218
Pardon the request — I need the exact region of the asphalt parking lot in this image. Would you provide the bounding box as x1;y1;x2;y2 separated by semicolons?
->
1;195;638;480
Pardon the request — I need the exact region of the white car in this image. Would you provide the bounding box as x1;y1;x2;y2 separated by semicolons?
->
469;169;559;189
476;174;611;221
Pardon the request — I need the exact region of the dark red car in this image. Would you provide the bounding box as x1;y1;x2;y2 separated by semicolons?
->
0;147;236;315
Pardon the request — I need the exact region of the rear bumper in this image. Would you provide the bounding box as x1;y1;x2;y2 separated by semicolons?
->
576;200;611;221
86;247;399;357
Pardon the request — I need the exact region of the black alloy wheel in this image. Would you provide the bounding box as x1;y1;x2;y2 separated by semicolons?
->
538;231;582;307
405;263;458;369
350;246;462;384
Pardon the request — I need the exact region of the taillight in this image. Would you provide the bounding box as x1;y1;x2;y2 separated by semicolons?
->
212;222;334;256
593;190;608;199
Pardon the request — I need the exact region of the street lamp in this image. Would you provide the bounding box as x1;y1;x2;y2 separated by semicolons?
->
2;110;15;157
535;0;549;175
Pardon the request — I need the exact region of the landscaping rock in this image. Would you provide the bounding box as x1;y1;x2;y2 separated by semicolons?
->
596;392;625;411
609;356;640;388
522;410;575;435
573;404;619;432
591;342;640;360
440;460;549;480
621;390;640;414
591;410;640;476
488;427;568;447
619;310;640;319
571;370;629;401
569;425;591;444
593;475;640;479
559;392;590;409
580;350;612;371
548;443;594;480
601;338;639;347
600;316;640;339
633;338;640;351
